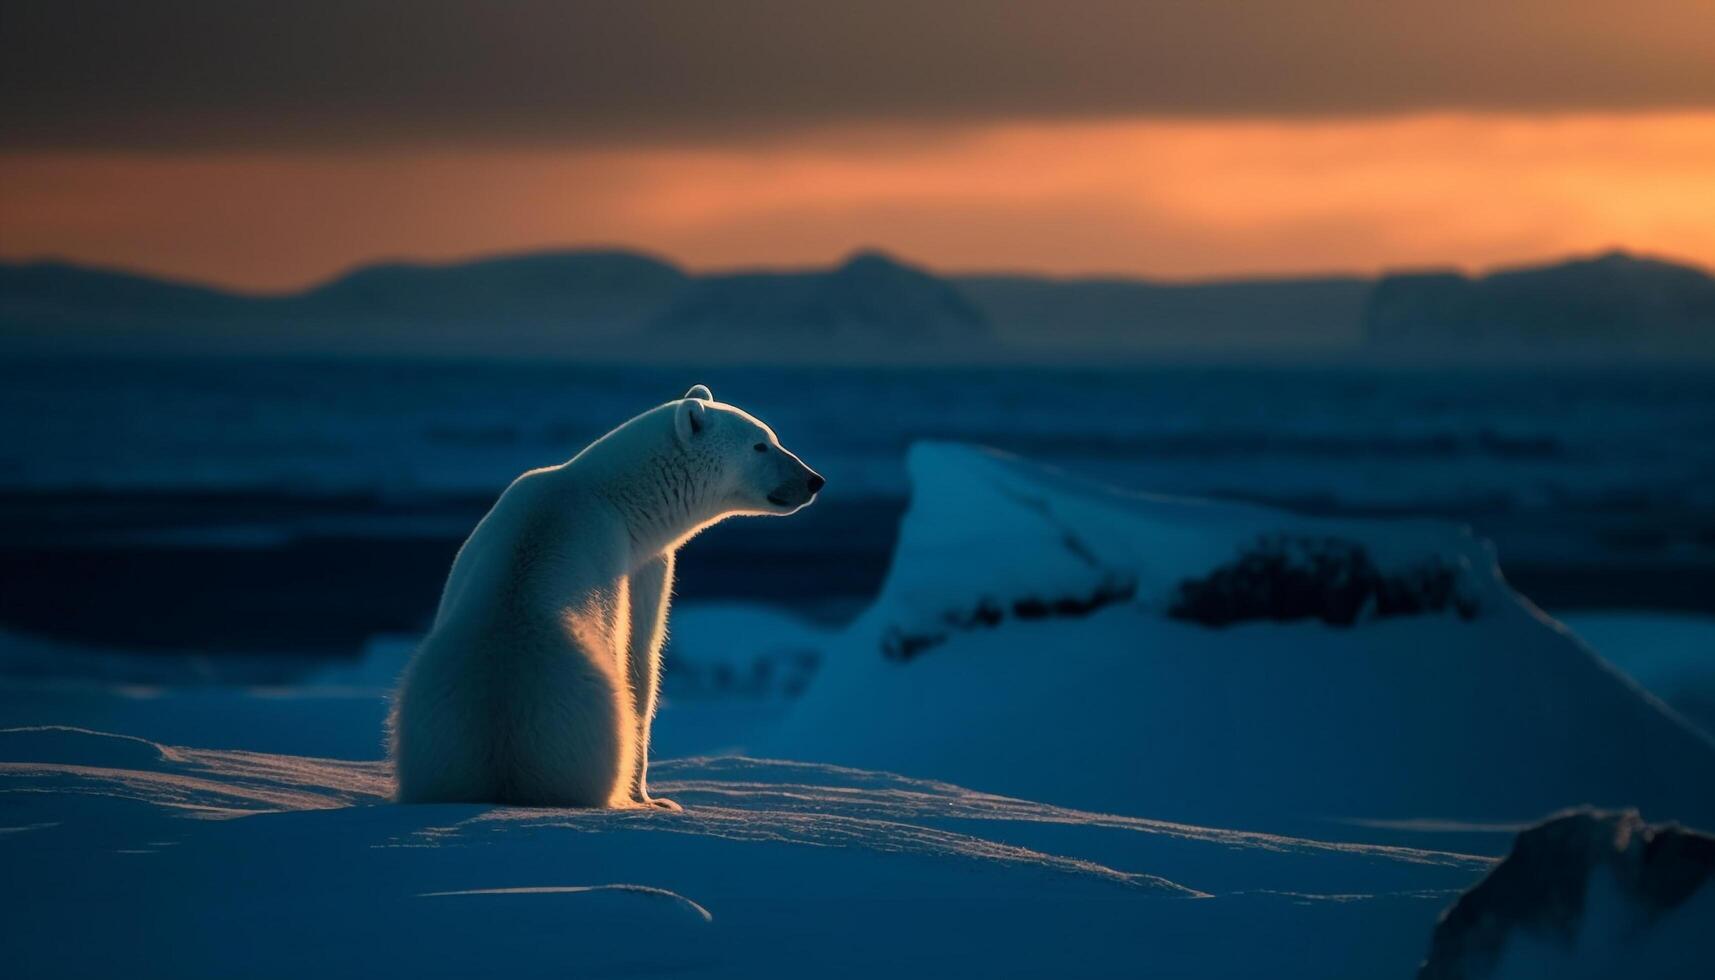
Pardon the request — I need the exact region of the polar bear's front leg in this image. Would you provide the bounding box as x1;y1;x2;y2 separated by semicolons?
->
626;552;679;810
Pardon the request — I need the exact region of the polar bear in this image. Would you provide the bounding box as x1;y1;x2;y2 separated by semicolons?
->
389;385;822;808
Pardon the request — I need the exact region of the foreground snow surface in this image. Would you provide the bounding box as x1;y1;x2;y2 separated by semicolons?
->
0;715;1496;979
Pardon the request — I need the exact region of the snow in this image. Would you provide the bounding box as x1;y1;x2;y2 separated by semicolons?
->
1559;612;1715;739
5;440;1713;976
662;603;830;700
771;444;1715;834
0;719;1493;979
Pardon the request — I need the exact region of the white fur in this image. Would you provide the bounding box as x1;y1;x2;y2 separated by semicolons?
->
389;386;820;808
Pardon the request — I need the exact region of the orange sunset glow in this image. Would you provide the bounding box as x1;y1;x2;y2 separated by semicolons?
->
5;112;1715;290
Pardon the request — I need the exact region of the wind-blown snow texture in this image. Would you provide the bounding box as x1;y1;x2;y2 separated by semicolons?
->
4;442;1712;977
0;723;1496;979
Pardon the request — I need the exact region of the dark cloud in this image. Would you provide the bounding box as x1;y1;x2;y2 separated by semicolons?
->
4;0;1714;148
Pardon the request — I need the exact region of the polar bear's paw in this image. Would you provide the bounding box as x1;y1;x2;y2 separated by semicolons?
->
642;796;683;812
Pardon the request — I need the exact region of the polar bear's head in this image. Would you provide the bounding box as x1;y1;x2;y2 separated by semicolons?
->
672;384;824;516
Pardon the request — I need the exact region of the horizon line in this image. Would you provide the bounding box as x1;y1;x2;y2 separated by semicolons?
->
4;243;1700;299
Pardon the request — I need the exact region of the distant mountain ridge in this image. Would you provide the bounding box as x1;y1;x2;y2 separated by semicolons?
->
4;247;1713;362
0;261;257;321
291;251;687;326
0;251;691;356
957;273;1373;352
653;250;989;353
0;249;989;360
1366;250;1715;353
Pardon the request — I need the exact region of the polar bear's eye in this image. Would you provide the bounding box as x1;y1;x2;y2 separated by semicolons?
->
753;442;769;453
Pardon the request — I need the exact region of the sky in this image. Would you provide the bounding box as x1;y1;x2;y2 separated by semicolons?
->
3;0;1715;291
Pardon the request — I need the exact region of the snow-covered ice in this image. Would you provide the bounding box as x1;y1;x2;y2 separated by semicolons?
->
1560;612;1715;740
1;721;1499;978
4;441;1712;977
772;444;1715;835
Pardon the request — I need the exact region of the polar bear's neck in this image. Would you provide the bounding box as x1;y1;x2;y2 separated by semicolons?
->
595;451;721;558
574;409;724;560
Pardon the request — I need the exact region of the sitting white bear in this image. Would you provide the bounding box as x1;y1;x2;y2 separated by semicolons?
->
389;385;823;808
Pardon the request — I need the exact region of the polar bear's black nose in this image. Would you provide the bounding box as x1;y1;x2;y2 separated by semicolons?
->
806;473;825;495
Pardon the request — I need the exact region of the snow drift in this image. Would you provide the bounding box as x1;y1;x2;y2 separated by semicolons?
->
771;443;1715;831
1559;612;1715;741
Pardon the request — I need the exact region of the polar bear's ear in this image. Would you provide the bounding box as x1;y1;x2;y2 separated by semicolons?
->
674;397;707;446
684;384;713;402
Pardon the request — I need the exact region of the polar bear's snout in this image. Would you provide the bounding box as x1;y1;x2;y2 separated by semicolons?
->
766;456;825;511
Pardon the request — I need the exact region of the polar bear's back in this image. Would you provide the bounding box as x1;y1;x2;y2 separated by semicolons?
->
391;618;635;806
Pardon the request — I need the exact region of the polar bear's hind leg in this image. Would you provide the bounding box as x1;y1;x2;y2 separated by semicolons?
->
499;637;637;808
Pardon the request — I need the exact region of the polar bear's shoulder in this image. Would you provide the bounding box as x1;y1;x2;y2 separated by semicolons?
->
431;466;575;627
